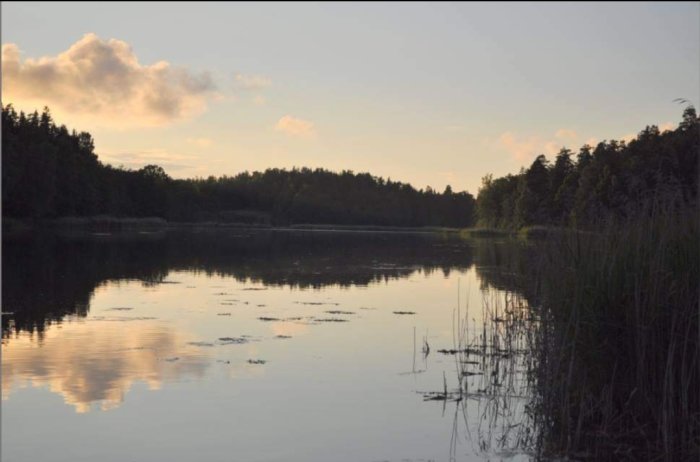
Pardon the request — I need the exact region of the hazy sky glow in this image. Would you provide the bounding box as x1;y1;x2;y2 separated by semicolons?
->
2;2;699;193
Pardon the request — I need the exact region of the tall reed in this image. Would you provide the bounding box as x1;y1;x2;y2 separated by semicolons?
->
532;200;699;460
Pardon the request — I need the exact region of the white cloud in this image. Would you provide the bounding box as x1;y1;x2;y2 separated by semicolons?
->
1;34;217;127
274;115;316;138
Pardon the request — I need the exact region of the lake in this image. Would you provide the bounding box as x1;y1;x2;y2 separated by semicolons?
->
2;229;536;462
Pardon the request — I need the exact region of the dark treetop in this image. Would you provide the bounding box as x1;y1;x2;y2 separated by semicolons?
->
1;105;475;228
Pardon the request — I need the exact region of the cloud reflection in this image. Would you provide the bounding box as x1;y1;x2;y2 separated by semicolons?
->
2;319;210;413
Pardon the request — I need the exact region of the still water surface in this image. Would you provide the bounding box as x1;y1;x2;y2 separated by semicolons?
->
2;229;533;462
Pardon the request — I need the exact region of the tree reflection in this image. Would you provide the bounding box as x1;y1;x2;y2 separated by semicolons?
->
3;229;514;337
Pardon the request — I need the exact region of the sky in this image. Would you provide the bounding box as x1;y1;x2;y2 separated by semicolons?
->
2;2;699;194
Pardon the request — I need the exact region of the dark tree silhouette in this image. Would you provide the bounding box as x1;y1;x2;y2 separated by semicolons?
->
476;107;699;229
1;105;476;228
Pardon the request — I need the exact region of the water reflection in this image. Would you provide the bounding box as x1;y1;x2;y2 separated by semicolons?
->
2;229;536;461
268;320;310;338
419;288;537;460
2;319;209;413
2;229;482;337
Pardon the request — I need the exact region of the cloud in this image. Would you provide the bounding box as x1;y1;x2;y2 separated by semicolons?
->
252;95;267;106
235;73;272;90
497;132;546;163
584;137;599;147
99;148;198;171
274;115;316;138
495;123;673;164
659;121;675;132
544;142;562;156
186;137;214;148
1;34;217;127
496;128;580;163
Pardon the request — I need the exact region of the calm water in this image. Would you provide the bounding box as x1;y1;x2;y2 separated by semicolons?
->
2;229;534;462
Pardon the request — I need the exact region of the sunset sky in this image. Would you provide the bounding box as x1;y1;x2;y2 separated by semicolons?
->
2;2;698;194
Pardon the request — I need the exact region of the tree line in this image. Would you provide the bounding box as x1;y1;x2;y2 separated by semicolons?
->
476;107;699;229
3;104;697;229
1;105;476;227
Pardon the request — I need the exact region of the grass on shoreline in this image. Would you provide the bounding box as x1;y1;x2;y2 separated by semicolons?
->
4;216;516;236
531;202;699;460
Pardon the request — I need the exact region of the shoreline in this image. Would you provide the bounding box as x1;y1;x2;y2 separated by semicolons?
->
2;216;519;237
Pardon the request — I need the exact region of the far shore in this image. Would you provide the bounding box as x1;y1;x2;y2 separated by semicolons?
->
1;216;529;237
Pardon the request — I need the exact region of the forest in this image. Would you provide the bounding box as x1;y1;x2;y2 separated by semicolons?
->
476;106;698;229
2;104;698;230
1;105;475;228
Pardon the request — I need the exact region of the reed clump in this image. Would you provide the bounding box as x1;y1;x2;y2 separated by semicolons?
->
533;201;699;460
